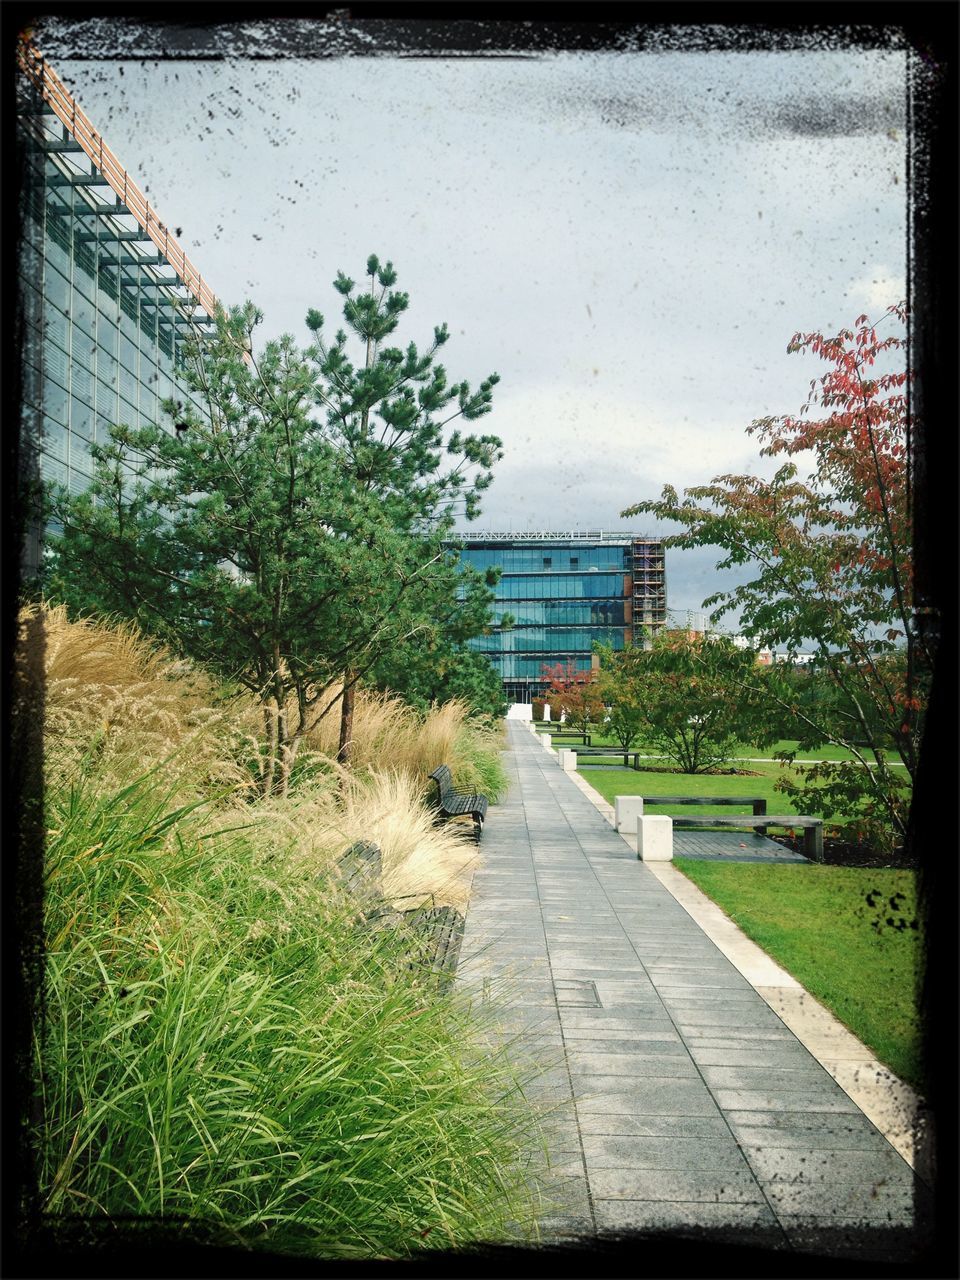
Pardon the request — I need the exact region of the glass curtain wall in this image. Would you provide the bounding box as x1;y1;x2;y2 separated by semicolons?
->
18;81;210;570
457;539;633;698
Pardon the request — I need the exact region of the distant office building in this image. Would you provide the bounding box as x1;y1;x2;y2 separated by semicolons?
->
16;39;219;573
450;530;666;703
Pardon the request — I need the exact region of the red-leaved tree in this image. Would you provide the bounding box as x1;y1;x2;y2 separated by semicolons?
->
541;660;604;735
623;303;929;851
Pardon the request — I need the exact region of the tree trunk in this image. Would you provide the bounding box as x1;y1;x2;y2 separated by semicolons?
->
260;701;279;797
337;671;357;765
279;734;302;799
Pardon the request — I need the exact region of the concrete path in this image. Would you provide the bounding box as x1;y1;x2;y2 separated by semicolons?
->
455;723;931;1262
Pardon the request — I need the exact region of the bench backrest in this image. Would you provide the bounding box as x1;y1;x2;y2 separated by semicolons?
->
429;764;453;794
642;796;765;805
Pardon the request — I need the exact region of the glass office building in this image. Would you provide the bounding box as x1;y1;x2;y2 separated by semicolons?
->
16;40;218;573
452;531;666;703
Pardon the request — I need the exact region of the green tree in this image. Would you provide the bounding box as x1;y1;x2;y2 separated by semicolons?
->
45;258;502;791
595;644;647;751
623;304;925;845
370;643;506;719
304;255;502;757
599;632;776;774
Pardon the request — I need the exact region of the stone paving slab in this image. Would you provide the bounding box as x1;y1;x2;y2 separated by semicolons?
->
455;722;931;1260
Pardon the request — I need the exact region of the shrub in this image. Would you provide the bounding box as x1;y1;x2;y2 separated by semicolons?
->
775;758;911;858
258;768;481;912
302;687;506;801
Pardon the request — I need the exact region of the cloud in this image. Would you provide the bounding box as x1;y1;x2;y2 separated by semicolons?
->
843;267;906;315
489;384;776;497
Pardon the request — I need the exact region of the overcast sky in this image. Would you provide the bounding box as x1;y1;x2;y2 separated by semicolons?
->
37;19;909;625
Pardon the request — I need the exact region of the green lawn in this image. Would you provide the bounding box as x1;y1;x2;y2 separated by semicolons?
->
730;738;906;765
572;750;912;829
579;763;825;821
537;726;905;766
672;860;923;1089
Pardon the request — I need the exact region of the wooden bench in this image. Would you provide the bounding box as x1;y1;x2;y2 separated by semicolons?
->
670;813;823;861
347;844;465;992
537;729;592;744
569;745;641;769
640;795;768;835
406;904;465;993
428;764;488;842
641;795;768;815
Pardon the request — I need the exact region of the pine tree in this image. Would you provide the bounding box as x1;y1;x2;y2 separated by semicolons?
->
46;257;502;789
305;255;502;758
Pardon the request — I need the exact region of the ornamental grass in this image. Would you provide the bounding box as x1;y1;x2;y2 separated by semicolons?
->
37;761;546;1257
26;603;547;1257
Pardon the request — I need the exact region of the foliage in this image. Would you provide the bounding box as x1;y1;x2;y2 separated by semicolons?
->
674;860;921;1088
595;647;646;751
596;632;777;774
370;642;506;720
623;304;927;843
774;758;911;858
36;761;546;1257
45;256;502;789
449;719;509;803
23;601;260;792
304;254;502;758
32;610;542;1254
540;659;604;734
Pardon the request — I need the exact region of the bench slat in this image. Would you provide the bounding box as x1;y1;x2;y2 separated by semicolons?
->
641;796;767;806
672;815;819;826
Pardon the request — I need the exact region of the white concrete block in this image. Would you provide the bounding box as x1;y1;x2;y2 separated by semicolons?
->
541;733;551;750
543;703;552;721
637;815;673;861
558;748;577;772
506;703;533;721
615;795;644;833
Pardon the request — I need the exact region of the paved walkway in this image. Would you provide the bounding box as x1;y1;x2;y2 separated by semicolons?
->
455;723;931;1261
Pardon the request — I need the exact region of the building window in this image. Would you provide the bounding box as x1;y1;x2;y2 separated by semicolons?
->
543;557;552;567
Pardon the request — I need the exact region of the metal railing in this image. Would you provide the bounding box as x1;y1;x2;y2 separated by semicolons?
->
18;36;219;323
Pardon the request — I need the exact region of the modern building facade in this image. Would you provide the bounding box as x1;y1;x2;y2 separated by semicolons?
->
452;531;666;703
16;39;219;573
